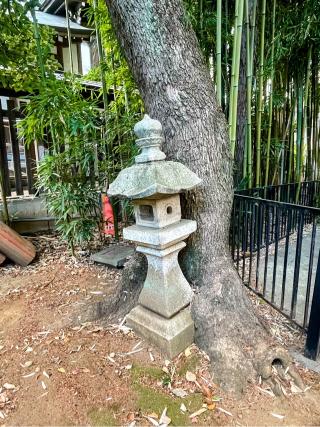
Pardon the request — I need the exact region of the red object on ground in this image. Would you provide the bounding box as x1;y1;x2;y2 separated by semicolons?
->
0;221;36;266
102;194;115;236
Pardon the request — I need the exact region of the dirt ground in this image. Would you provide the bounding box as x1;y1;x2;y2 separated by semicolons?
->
0;234;320;426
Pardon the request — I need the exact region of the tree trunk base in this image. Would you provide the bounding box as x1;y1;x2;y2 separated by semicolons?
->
100;253;147;322
99;253;303;394
192;259;304;393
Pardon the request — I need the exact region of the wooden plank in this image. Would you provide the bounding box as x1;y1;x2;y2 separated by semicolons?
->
0;107;11;196
0;221;36;266
7;100;23;195
25;142;37;194
0;252;6;265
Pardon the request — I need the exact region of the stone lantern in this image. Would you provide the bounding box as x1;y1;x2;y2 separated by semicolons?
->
108;115;201;358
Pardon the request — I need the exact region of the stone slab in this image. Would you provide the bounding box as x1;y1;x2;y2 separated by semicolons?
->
291;351;320;373
126;305;194;358
123;219;196;249
91;245;134;268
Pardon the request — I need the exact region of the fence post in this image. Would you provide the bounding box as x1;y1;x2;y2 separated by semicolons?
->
0;107;11;196
305;249;320;360
7;100;23;195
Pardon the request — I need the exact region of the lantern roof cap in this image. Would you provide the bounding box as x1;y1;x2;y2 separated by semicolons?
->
107;115;201;199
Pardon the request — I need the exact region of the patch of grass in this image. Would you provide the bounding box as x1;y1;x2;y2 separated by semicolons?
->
87;405;121;426
130;363;204;425
177;354;201;377
131;364;164;382
134;383;203;426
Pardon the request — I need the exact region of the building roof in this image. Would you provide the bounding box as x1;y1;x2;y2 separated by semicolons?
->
31;10;93;35
39;0;82;16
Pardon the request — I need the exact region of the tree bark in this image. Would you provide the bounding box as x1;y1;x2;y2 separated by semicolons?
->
104;0;291;393
234;26;247;188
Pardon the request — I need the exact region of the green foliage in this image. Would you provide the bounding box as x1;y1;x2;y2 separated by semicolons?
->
19;77;104;252
0;0;58;91
85;0;143;181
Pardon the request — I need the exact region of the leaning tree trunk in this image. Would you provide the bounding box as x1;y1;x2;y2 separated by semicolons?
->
104;0;291;393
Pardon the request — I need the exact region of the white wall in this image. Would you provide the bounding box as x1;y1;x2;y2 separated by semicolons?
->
62;43;79;73
81;41;92;75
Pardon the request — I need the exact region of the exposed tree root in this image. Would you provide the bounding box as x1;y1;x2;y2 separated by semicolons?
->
191;260;304;394
99;253;147;322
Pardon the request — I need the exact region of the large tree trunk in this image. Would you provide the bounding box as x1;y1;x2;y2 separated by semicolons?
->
104;0;291;393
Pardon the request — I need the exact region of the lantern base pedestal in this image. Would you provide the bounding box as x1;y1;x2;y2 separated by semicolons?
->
126;305;194;359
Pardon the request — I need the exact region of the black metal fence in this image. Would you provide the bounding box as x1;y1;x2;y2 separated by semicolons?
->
231;182;320;360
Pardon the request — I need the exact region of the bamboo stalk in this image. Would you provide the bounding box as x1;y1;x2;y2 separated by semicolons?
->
216;0;222;105
272;108;292;185
312;64;319;180
224;0;229;114
64;0;74;74
264;0;276;188
244;0;256;188
287;94;295;184
255;0;266;186
229;0;244;157
303;46;312;179
92;0;110;164
30;7;45;81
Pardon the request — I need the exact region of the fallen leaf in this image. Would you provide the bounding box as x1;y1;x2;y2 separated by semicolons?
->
0;392;7;404
200;383;212;399
180;403;187;413
58;367;66;373
159;407;171;426
127;412;135;422
184;347;192;357
125;364;132;370
22;372;36;378
172;388;188;398
162;367;170;374
147;412;158;419
186;371;197;382
217;407;233;417
3;383;15;390
290;382;303;394
270;413;285;420
20;361;33;368
256;386;275;397
144;416;159;426
0;411;5;419
41;381;47;390
43;371;50;379
189;408;207;418
207;403;215;411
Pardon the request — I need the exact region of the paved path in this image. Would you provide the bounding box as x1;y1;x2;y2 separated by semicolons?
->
263;226;320;326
